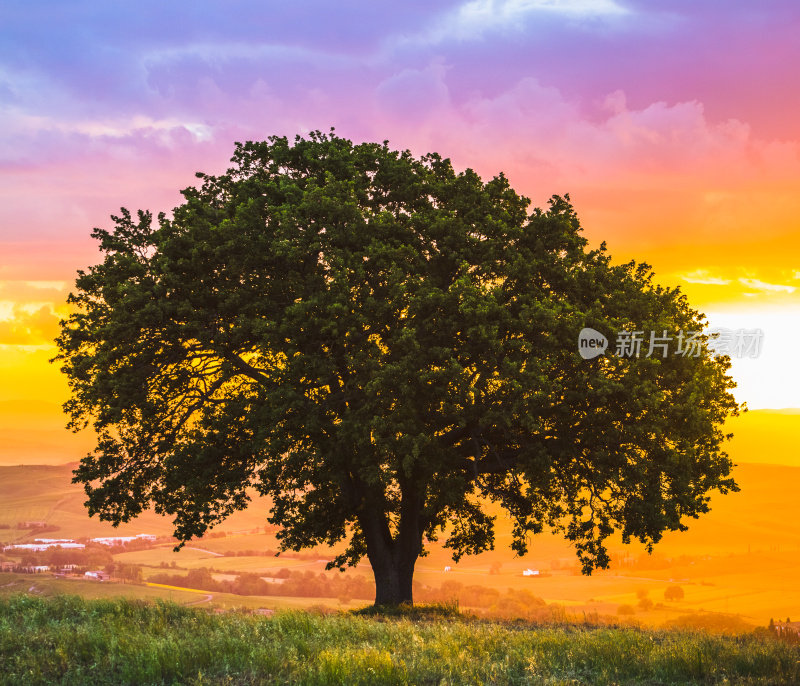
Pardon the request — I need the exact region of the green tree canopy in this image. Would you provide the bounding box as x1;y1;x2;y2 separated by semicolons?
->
55;131;740;605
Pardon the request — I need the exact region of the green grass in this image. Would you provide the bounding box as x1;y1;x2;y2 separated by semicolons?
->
0;573;200;604
1;595;798;685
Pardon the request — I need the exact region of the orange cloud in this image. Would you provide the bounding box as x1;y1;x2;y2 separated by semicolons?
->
0;304;61;346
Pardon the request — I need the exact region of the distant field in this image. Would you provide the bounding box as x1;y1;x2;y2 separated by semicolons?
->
113;547;324;573
112;546;221;566
141;566;236;581
5;456;800;626
0;573;199;604
119;544;774;629
189;532;280;553
176;556;328;573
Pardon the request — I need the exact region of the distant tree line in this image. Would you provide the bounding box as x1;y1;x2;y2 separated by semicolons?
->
20;547;113;568
148;568;375;601
146;567;577;621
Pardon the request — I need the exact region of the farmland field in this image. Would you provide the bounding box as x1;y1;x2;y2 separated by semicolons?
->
0;573;200;604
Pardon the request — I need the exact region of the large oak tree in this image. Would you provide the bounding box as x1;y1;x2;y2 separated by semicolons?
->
55;131;739;605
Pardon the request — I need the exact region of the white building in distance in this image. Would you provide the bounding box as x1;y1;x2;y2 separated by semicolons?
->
3;542;85;552
91;534;156;546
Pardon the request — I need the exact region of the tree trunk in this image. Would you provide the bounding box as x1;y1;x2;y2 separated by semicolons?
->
368;545;416;605
361;488;423;606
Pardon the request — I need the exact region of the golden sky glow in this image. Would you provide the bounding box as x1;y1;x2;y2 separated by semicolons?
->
2;1;800;464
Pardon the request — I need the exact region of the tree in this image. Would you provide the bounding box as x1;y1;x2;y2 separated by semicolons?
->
664;585;684;601
55;130;740;606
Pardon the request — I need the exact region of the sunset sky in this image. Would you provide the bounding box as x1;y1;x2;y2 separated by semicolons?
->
1;0;799;464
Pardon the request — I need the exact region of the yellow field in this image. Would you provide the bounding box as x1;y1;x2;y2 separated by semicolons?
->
0;573;199;604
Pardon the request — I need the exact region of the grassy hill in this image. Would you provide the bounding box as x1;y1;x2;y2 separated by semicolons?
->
1;594;798;685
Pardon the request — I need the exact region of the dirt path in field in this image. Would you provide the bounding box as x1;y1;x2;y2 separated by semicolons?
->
183;547;223;556
185;593;213;605
154;543;223;557
40;494;72;529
